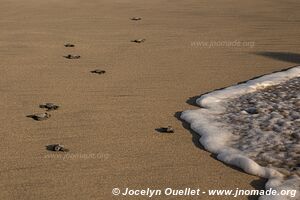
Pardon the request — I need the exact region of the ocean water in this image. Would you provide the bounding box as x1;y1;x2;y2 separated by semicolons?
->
181;66;300;200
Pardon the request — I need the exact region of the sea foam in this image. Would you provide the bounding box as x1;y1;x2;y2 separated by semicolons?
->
181;66;300;200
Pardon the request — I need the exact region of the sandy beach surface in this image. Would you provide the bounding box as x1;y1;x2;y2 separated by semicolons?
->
1;0;300;199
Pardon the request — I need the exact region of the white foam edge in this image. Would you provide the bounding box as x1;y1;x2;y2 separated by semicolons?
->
181;66;300;199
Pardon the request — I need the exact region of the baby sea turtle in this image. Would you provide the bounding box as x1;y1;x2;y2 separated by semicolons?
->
156;126;175;133
64;54;81;59
64;43;75;47
39;103;59;111
131;17;142;21
91;69;106;74
131;39;146;43
27;113;51;121
47;144;69;152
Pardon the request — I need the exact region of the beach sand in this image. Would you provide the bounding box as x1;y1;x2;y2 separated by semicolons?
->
0;0;300;199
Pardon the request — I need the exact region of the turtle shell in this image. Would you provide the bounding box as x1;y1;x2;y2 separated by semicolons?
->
54;145;63;151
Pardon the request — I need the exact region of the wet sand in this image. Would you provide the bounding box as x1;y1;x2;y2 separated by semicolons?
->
1;0;300;199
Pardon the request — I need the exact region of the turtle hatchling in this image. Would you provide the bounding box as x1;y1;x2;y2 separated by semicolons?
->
64;54;81;59
91;69;106;74
39;103;60;111
131;17;142;21
27;113;51;121
157;126;175;133
131;39;146;43
64;43;75;47
47;144;68;152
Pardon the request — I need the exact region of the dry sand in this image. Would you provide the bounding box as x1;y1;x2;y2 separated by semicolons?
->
1;0;300;199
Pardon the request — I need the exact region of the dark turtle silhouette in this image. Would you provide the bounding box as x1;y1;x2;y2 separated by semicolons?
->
39;103;59;111
131;39;146;43
64;43;75;47
64;54;81;59
27;113;51;121
91;69;106;74
131;17;142;21
46;144;69;152
156;126;175;133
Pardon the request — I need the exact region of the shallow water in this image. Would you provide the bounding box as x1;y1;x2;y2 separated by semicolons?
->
222;77;300;175
181;66;300;200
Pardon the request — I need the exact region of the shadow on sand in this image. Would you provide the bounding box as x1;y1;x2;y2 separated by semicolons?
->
255;51;300;64
174;111;205;150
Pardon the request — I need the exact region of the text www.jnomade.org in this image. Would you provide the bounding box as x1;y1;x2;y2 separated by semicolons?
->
190;40;255;48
